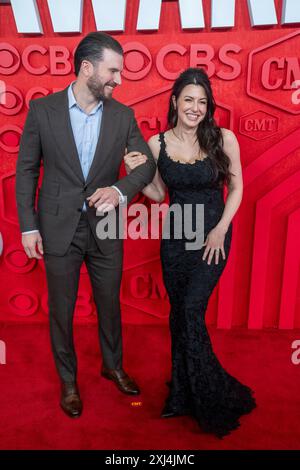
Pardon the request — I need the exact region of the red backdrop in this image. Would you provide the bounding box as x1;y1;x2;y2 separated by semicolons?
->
0;0;299;328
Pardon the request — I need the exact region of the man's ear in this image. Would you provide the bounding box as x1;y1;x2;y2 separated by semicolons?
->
81;59;93;77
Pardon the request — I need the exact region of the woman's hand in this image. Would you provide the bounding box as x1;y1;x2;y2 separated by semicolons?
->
124;151;147;174
202;225;227;265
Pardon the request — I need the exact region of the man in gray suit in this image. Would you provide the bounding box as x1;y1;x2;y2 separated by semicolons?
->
16;32;156;418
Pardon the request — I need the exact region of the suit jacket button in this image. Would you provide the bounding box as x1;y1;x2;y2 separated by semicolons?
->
77;208;82;212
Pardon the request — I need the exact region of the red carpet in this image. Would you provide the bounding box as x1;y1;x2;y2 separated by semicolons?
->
0;322;300;450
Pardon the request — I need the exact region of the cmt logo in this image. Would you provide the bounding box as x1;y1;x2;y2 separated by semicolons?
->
239;110;278;141
1;0;300;34
247;30;300;115
0;340;6;365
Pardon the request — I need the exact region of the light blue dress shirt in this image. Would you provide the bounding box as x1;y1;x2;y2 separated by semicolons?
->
68;82;102;211
68;82;103;182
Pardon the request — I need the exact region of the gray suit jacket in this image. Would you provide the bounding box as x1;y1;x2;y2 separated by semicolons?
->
16;87;156;255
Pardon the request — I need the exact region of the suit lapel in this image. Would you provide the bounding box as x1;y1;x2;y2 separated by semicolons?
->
47;87;120;185
47;87;85;183
85;98;119;185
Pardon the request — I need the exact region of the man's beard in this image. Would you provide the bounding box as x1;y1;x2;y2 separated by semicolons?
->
87;74;115;102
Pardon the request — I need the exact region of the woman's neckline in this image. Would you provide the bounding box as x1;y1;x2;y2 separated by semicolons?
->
161;132;209;166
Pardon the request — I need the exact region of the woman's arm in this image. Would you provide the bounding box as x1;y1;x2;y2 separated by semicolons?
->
124;134;166;202
215;128;243;233
202;128;243;265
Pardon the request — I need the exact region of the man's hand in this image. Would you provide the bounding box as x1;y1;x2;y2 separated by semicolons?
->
22;232;44;259
87;187;120;214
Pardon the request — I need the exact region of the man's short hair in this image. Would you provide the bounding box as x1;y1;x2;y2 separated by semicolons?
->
74;32;123;76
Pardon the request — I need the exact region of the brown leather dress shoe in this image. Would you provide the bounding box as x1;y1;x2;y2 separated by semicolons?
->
60;382;83;418
101;368;140;395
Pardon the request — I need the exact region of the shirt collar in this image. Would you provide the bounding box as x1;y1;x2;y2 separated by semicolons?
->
68;81;103;113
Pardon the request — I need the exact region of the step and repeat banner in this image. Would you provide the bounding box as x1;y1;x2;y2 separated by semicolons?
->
0;0;299;328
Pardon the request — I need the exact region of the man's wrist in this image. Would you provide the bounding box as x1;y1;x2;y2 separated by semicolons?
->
22;230;39;235
111;185;125;204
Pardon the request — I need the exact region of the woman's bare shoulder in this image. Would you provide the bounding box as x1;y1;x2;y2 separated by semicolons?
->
220;128;240;163
220;127;238;145
148;133;162;159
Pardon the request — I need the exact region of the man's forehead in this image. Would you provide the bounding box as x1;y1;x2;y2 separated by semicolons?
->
102;48;123;63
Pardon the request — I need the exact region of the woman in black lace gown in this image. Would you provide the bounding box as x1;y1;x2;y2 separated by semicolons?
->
124;68;256;438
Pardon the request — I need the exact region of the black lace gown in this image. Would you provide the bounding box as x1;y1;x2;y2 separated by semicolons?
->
157;133;256;438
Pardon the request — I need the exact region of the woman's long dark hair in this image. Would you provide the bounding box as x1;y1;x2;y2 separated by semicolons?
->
168;68;232;187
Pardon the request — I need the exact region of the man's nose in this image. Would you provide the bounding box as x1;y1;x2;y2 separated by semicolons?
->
114;72;122;85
